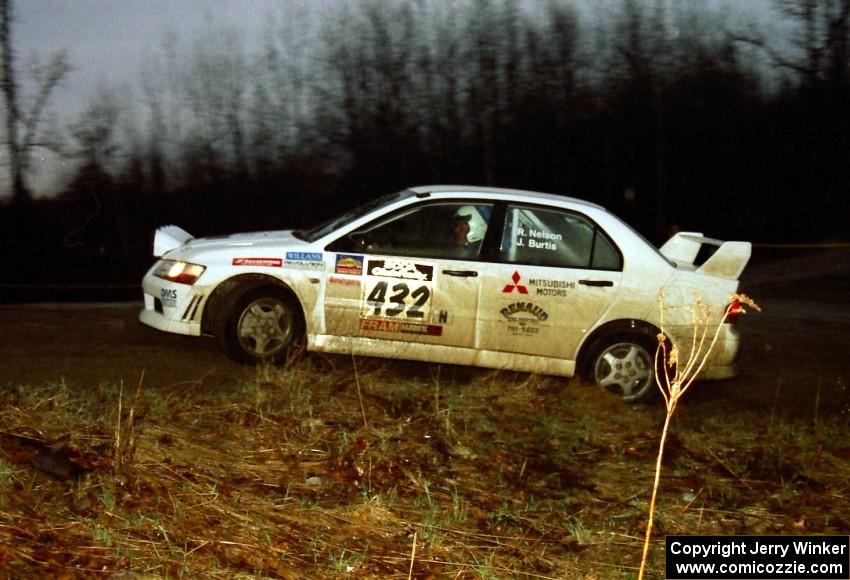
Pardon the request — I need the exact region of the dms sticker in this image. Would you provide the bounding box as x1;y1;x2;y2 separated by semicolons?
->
335;254;364;275
360;318;442;336
232;257;282;267
367;258;434;282
160;288;178;307
285;252;324;271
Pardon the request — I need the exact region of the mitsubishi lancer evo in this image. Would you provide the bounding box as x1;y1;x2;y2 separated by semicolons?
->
140;185;751;402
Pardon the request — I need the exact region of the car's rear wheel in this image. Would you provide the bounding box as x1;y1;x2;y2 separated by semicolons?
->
216;287;303;364
589;336;659;403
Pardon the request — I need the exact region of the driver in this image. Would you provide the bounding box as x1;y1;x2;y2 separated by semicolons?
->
452;206;487;254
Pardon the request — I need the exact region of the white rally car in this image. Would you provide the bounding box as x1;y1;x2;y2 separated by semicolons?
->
140;185;751;402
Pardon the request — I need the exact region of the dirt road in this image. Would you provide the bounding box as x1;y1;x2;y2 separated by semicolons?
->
1;248;848;415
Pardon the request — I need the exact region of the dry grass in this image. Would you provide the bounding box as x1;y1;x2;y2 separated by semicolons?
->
1;357;848;578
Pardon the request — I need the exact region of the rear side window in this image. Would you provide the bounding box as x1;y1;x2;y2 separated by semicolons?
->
499;205;622;270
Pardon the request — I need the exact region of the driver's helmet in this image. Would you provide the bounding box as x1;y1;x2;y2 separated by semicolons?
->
454;205;487;244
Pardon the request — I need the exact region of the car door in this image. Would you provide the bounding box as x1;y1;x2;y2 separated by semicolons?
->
323;201;495;350
477;203;623;360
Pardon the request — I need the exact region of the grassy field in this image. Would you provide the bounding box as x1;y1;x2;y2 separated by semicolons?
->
1;356;848;578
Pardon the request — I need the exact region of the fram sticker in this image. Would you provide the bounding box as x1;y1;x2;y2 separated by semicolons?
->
359;318;443;336
502;271;528;294
335;254;364;275
232;257;282;267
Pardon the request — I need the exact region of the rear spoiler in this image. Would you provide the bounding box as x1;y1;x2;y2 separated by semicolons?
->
659;232;751;280
153;225;194;257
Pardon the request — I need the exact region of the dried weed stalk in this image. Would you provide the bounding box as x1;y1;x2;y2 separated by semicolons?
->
113;371;144;472
638;292;760;579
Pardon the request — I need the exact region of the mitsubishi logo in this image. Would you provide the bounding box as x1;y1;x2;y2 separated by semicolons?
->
502;271;528;294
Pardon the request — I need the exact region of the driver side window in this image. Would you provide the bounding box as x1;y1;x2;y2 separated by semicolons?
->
327;203;493;260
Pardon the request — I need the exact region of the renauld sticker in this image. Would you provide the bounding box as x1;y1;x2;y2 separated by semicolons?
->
359;318;443;336
500;302;549;321
367;259;434;282
232;257;282;267
335;254;364;275
500;301;548;337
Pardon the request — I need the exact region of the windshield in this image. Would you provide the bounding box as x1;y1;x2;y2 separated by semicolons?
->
295;189;417;243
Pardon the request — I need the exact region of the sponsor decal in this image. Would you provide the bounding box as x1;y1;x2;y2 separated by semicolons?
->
360;318;443;336
287;252;322;261
335;254;364;275
362;280;433;320
528;278;576;297
160;288;178;307
285;251;324;271
500;301;548;336
502;271;529;294
361;259;437;321
515;226;562;251
367;259;434;281
329;275;361;287
232;257;283;267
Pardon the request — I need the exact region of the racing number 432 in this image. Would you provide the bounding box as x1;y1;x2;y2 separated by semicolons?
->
366;281;430;318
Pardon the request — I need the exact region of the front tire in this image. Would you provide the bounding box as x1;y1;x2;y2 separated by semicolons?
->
216;287;303;364
589;337;658;403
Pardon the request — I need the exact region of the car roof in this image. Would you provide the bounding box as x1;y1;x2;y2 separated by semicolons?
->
408;185;606;212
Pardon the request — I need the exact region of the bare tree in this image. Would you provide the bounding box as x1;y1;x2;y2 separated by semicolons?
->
0;0;70;204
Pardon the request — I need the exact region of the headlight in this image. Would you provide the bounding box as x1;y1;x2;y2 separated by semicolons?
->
153;260;206;285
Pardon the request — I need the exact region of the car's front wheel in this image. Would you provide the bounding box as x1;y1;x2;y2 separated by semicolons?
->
216;287;303;364
589;337;658;403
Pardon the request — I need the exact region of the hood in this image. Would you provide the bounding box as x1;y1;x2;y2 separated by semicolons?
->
153;226;299;257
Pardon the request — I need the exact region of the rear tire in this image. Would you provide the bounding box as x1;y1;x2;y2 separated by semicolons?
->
215;287;303;364
587;335;659;403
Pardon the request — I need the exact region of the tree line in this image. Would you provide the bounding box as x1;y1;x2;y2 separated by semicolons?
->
1;0;848;290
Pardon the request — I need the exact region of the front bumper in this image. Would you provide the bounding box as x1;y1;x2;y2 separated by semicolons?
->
138;273;208;336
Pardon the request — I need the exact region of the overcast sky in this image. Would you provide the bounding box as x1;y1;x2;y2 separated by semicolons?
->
16;0;308;119
15;0;776;122
9;0;779;197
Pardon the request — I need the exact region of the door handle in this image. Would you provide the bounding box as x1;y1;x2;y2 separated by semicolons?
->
579;279;614;287
443;270;478;277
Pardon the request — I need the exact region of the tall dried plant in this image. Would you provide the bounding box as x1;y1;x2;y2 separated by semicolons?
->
638;292;760;579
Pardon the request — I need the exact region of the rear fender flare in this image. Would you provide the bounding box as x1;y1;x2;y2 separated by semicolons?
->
576;319;666;380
